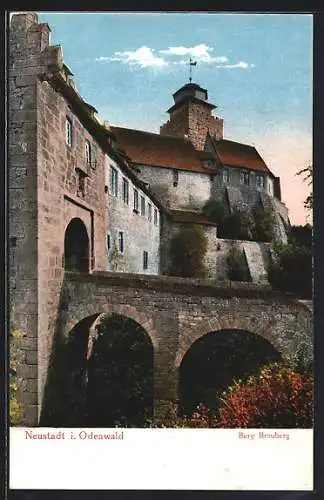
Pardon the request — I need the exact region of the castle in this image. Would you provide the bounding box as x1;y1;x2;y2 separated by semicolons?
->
9;12;302;426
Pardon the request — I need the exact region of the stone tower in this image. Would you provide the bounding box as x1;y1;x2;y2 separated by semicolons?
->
9;12;108;424
160;82;224;151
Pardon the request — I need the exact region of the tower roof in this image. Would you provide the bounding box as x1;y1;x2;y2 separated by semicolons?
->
167;81;216;114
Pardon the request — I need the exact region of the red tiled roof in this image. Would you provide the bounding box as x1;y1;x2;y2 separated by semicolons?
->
212;139;271;173
170;210;217;226
111;127;209;174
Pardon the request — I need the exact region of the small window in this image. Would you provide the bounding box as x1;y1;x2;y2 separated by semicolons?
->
148;203;152;222
66;117;73;147
223;168;229;184
154;208;158;226
107;233;111;251
110;166;118;196
240;170;250;186
85;140;91;164
118;231;124;254
173;169;179;187
77;171;86;197
143;251;148;270
91;145;97;168
122;178;129;204
133;189;139;212
256;174;265;189
141;196;145;216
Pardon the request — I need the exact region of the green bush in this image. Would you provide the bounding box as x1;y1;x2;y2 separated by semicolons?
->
9;328;23;425
202;200;226;225
169;225;208;278
268;240;312;298
226;247;251;281
252;204;275;242
220;208;253;240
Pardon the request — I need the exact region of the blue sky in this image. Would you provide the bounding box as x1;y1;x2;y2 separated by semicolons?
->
37;11;313;224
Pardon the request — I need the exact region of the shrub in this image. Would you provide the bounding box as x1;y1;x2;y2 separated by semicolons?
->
217;363;313;428
169;225;208;278
252;204;275;242
9;328;23;425
226;247;251;281
202;200;226;225
268;241;312;298
220;208;253;240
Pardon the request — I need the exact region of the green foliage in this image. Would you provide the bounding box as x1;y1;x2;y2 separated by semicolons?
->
251;204;275;242
297;165;313;211
202;199;226;225
268;235;312;298
169;225;208;278
87;314;153;427
288;224;312;249
9;328;23;425
220;208;253;240
226;247;251;281
217;363;313;428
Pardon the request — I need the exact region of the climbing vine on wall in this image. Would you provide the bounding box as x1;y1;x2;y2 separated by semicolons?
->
9;327;23;425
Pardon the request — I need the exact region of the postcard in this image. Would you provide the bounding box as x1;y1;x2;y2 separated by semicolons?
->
8;10;313;491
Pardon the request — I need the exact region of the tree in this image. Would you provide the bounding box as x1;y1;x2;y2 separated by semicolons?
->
202;199;226;225
169;225;208;278
226;247;251;281
267;235;312;298
251;204;275;242
220;208;254;240
297;164;313;211
217;363;313;428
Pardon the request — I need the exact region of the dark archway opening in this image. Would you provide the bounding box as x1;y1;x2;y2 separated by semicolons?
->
179;329;281;418
86;314;154;427
64;218;89;273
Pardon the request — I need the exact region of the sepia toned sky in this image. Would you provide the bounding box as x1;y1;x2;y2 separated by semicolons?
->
36;11;313;225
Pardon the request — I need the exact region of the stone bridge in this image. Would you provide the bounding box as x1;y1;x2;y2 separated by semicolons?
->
40;271;312;424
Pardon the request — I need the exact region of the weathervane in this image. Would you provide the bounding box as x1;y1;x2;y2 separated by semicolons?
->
188;57;197;83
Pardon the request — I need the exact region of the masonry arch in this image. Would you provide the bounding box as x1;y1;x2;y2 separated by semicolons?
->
176;316;289;368
178;328;282;417
64;217;89;273
49;307;155;427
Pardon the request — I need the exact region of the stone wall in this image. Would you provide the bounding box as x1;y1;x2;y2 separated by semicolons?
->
9;13;108;423
160;100;224;151
136;164;211;211
53;272;313;420
105;155;160;274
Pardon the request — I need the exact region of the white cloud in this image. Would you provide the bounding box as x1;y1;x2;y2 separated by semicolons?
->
95;46;167;68
95;44;253;70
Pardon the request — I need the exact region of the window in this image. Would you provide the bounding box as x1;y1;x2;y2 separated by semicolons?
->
256;174;265;189
154;208;158;226
76;170;86;197
141;196;145;216
240;170;250;186
106;233;111;251
143;251;148;270
173;169;179;187
91;145;97;168
122;178;129;204
133;189;139;212
223;168;229;184
85;140;91;164
110;166;118;196
66;117;73;147
118;231;124;254
148;203;152;222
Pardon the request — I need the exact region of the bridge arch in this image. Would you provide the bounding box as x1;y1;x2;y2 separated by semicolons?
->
64;303;159;349
64;217;89;273
175;314;308;368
